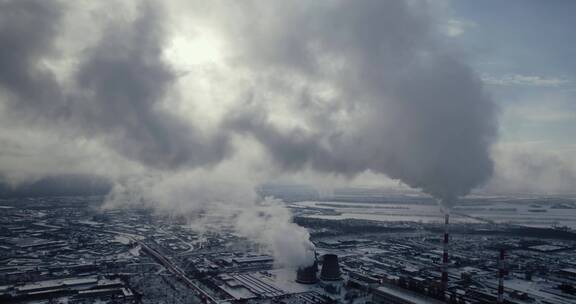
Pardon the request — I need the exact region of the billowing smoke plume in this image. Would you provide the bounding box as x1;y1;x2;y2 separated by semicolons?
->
0;0;497;266
216;0;497;207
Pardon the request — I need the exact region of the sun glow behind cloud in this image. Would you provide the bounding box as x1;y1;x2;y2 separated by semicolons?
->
162;28;236;130
164;30;225;68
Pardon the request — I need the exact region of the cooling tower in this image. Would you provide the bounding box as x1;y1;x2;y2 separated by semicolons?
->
320;254;342;281
296;262;318;284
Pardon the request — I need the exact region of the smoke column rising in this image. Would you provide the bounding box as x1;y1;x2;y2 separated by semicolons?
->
216;0;497;207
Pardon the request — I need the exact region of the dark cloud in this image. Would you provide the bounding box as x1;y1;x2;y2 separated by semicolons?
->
0;174;111;198
0;0;63;117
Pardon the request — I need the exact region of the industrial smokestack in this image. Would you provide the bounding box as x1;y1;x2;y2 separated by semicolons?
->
296;261;318;284
498;248;506;304
320;254;342;281
441;213;450;294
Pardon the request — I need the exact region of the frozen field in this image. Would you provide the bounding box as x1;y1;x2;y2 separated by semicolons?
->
289;198;576;229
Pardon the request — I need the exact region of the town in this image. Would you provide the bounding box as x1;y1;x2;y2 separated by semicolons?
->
1;196;575;304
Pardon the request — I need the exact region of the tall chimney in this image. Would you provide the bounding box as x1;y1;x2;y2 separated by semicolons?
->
498;248;506;304
441;213;450;293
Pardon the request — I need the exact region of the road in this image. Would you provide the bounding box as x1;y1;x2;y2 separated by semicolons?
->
137;240;219;304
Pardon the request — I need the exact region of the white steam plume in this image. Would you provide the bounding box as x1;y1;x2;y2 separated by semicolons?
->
102;154;316;268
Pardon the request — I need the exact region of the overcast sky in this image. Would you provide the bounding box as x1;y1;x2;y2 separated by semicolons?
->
0;0;574;196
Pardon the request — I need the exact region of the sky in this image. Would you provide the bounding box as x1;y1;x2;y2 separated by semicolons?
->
448;0;576;194
0;0;574;197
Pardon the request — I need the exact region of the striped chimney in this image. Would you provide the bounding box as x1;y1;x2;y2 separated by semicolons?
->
498;248;506;304
441;213;450;292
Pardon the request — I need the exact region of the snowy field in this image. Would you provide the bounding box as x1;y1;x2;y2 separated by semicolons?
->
289;198;576;229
